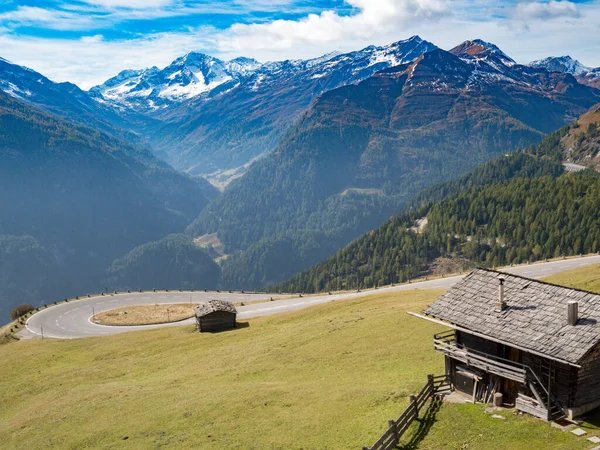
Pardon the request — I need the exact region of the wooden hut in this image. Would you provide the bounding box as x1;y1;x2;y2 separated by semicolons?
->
412;268;600;420
194;300;237;332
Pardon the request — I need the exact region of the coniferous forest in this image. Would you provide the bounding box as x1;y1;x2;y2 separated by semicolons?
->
273;121;600;293
274;172;600;294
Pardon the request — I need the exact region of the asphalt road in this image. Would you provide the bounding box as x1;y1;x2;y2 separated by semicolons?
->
24;255;600;339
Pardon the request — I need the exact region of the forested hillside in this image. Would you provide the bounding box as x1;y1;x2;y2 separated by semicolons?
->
557;106;600;168
189;47;598;289
407;150;565;210
0;236;61;319
0;92;210;319
107;234;220;291
274;116;600;294
275;171;600;293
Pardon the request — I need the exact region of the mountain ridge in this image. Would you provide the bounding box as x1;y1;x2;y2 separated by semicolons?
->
190;44;599;288
529;55;600;88
89;35;433;112
3;36;598;184
89;36;438;178
0;56;148;145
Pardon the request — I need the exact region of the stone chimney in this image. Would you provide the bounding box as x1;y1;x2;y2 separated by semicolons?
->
567;300;579;326
495;275;506;312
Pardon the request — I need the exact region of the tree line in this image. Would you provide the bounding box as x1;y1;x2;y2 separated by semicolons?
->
271;149;592;294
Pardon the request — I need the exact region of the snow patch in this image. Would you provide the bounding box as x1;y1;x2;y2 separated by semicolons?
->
157;75;231;99
2;82;32;99
167;70;181;80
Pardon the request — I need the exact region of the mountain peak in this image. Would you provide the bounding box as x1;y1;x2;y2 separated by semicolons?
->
228;56;259;65
529;55;591;75
406;35;423;43
387;35;428;49
450;39;515;66
178;52;220;66
225;57;262;76
410;47;470;78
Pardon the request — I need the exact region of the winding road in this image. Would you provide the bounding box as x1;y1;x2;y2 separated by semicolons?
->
23;255;600;339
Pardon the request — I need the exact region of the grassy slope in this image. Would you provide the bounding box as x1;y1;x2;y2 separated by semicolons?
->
0;288;593;449
543;263;600;293
412;403;588;450
0;291;444;449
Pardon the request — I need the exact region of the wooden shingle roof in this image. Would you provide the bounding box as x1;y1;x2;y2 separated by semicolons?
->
194;300;237;317
423;269;600;365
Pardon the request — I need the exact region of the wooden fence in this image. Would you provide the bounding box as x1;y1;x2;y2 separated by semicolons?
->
362;374;451;450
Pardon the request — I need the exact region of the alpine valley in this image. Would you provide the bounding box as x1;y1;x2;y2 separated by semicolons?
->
1;36;599;320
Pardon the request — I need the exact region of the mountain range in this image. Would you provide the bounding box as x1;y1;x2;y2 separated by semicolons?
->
0;56;145;145
91;36;438;182
187;40;599;288
2;37;598;183
0;36;599;319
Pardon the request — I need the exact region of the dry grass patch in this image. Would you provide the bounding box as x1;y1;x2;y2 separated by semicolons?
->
92;303;197;326
0;317;27;345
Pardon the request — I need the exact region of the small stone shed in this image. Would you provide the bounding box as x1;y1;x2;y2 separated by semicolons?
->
413;268;600;420
194;300;237;332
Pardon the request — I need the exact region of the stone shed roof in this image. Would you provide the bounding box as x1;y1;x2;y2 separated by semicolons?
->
194;300;237;317
423;269;600;365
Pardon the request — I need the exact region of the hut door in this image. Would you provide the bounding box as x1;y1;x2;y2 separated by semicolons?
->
502;346;521;404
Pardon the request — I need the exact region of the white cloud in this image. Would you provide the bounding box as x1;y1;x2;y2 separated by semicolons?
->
0;6;95;30
0;0;599;89
513;0;580;20
503;1;582;32
219;0;450;53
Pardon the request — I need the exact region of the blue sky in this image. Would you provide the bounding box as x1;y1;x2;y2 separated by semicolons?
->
0;0;598;88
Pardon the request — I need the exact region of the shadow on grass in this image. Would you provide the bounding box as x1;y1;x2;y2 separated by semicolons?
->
398;396;444;449
193;322;250;334
205;321;250;333
581;406;600;431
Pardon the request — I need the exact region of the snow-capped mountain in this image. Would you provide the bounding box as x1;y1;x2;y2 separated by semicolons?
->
450;39;515;68
0;56;67;101
3;36;598;185
91;35;436;112
124;35;438;175
85;35;600;179
445;40;600;95
530;56;590;76
90;53;257;110
529;56;600;88
88;67;158;102
224;57;262;76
